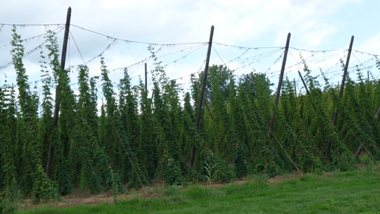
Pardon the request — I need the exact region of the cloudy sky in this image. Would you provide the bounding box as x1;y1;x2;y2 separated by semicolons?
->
1;0;380;99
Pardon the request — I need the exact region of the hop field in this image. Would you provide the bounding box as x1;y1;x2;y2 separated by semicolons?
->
1;24;380;213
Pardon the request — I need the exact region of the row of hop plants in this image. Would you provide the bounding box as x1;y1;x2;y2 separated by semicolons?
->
1;28;380;207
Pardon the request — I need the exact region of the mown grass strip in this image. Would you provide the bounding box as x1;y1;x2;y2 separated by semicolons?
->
19;168;380;214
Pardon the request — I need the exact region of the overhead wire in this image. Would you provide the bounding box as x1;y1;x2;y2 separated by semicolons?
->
2;23;379;94
68;38;117;69
229;48;283;64
0;23;64;26
0;26;65;74
285;49;346;72
69;31;86;67
266;51;285;75
352;52;376;80
163;43;207;67
0;26;64;49
212;46;227;68
288;50;306;94
156;44;207;77
353;49;380;57
227;48;251;63
71;24;205;46
230;48;284;71
109;44;205;73
324;57;376;78
289;47;337;53
213;42;282;49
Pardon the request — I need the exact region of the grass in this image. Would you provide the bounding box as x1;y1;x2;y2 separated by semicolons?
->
18;165;380;214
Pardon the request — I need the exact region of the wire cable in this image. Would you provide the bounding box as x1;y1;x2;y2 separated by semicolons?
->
0;27;65;74
71;24;205;46
69;31;86;66
212;46;227;67
352;52;376;80
0;23;64;27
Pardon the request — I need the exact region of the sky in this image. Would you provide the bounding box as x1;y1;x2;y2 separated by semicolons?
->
1;0;380;102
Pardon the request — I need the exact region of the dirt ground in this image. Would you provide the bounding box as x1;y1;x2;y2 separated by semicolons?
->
19;171;304;211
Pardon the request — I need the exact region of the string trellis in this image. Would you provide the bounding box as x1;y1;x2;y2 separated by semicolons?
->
1;22;380;96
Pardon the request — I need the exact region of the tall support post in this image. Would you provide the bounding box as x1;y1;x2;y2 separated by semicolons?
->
326;35;354;158
298;71;310;95
298;71;316;111
46;7;71;178
145;63;147;92
189;25;214;168
249;73;253;88
294;78;297;100
368;71;370;82
268;33;291;137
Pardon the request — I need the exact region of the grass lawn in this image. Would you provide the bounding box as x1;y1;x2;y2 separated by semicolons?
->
19;164;380;214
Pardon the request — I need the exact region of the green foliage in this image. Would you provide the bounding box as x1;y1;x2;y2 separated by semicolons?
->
336;155;357;172
0;182;20;214
10;27;57;203
230;78;249;178
0;86;17;194
57;63;76;193
209;65;233;160
101;58;147;190
137;80;156;182
204;161;219;185
2;26;380;205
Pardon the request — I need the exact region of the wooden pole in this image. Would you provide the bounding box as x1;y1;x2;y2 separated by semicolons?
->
367;71;370;82
354;146;362;158
189;25;214;168
269;33;291;137
298;71;316;111
294;78;297;100
299;68;370;159
326;35;354;159
46;7;71;178
249;73;253;89
298;71;310;95
145;63;147;92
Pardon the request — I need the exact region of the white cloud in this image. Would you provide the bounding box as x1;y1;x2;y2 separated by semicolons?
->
101;0;136;9
0;0;376;93
355;31;380;55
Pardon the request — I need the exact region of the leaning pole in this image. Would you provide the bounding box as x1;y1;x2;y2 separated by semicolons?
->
189;25;214;168
46;7;71;178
